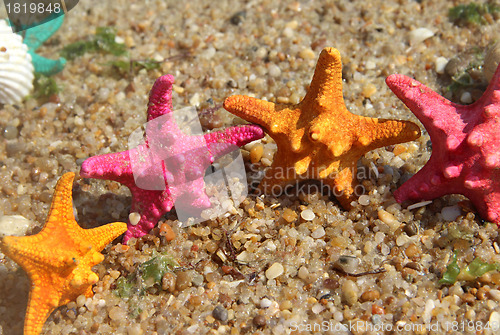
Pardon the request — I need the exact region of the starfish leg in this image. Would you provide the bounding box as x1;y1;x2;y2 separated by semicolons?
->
357;116;421;151
24;285;56;335
82;222;127;251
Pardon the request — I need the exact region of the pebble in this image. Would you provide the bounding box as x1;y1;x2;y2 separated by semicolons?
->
441;205;461;221
335;255;359;274
298;266;309;280
250;143;264;163
489;289;500;301
358;195;370;206
301;209;315;221
268;64;281;77
253;315;266;327
490;311;500;326
212;305;228;322
435;56;448;74
159;223;176;241
311;303;325;314
460;91;473;104
360;290;381;302
129;212;141;226
3;125;18;139
378;209;401;232
409;27;434;45
342;280;359;306
0;215;31;236
108;306;127;321
260;298;272;309
299;48;316;60
362;83;377;98
176;271;192;291
311;227;325;239
265;262;284;280
484;41;500;82
127;324;143;335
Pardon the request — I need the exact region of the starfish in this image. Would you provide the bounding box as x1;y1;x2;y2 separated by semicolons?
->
19;13;66;76
386;64;500;224
0;172;126;335
80;75;264;243
223;47;421;208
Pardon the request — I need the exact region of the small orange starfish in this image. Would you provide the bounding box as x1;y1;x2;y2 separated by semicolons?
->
224;47;421;208
0;172;127;335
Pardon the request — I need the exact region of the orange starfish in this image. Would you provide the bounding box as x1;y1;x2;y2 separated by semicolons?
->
0;172;127;335
223;47;421;208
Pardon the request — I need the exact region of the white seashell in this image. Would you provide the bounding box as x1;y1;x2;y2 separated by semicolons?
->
0;20;34;105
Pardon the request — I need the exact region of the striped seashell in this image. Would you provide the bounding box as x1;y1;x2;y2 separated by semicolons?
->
0;20;34;104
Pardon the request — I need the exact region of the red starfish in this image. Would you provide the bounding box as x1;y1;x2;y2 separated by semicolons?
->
386;65;500;224
81;75;264;242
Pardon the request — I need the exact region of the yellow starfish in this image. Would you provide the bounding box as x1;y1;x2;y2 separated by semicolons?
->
0;172;127;335
224;47;421;208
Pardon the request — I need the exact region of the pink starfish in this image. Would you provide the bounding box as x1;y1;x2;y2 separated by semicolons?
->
386;64;500;224
81;75;264;242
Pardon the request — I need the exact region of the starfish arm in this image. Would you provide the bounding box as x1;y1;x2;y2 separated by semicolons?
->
385;74;471;150
357;116;421;151
321;162;358;209
223;95;282;131
80;150;135;186
82;222;127;252
42;172;76;231
146;74;174;121
123;189;174;243
204;125;264;157
23;282;58;335
393;156;456;203
301;47;346;111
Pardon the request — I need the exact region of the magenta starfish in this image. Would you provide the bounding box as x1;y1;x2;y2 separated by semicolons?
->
386;64;500;224
81;75;264;242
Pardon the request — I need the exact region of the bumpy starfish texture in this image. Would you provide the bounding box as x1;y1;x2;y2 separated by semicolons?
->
81;75;264;243
386;64;500;224
223;47;421;208
0;172;126;335
20;14;66;76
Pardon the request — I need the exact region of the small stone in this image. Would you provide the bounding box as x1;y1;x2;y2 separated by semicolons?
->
441;205;462;221
127;324;143;335
129;212;141;226
311;303;325;314
362;83;377;98
460;91;473;104
489;311;500;327
282;208;298;222
268;64;281;77
0;215;31;236
342;280;359;306
435;57;448;74
335;255;359;274
212;305;228;322
298;266;309;280
488;289;500;301
265;262;284;280
378;209;401;232
176;271;192;291
301;209;315;221
311;227;325;239
403;222;419;236
3;125;18;139
260;298;272;309
250;143;264;163
360;290;381;302
409;27;434;45
405;243;420;258
358;195;370;206
108;306;127;321
161;272;176;292
159;222;176;241
253;315;266;327
299;48;316;60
